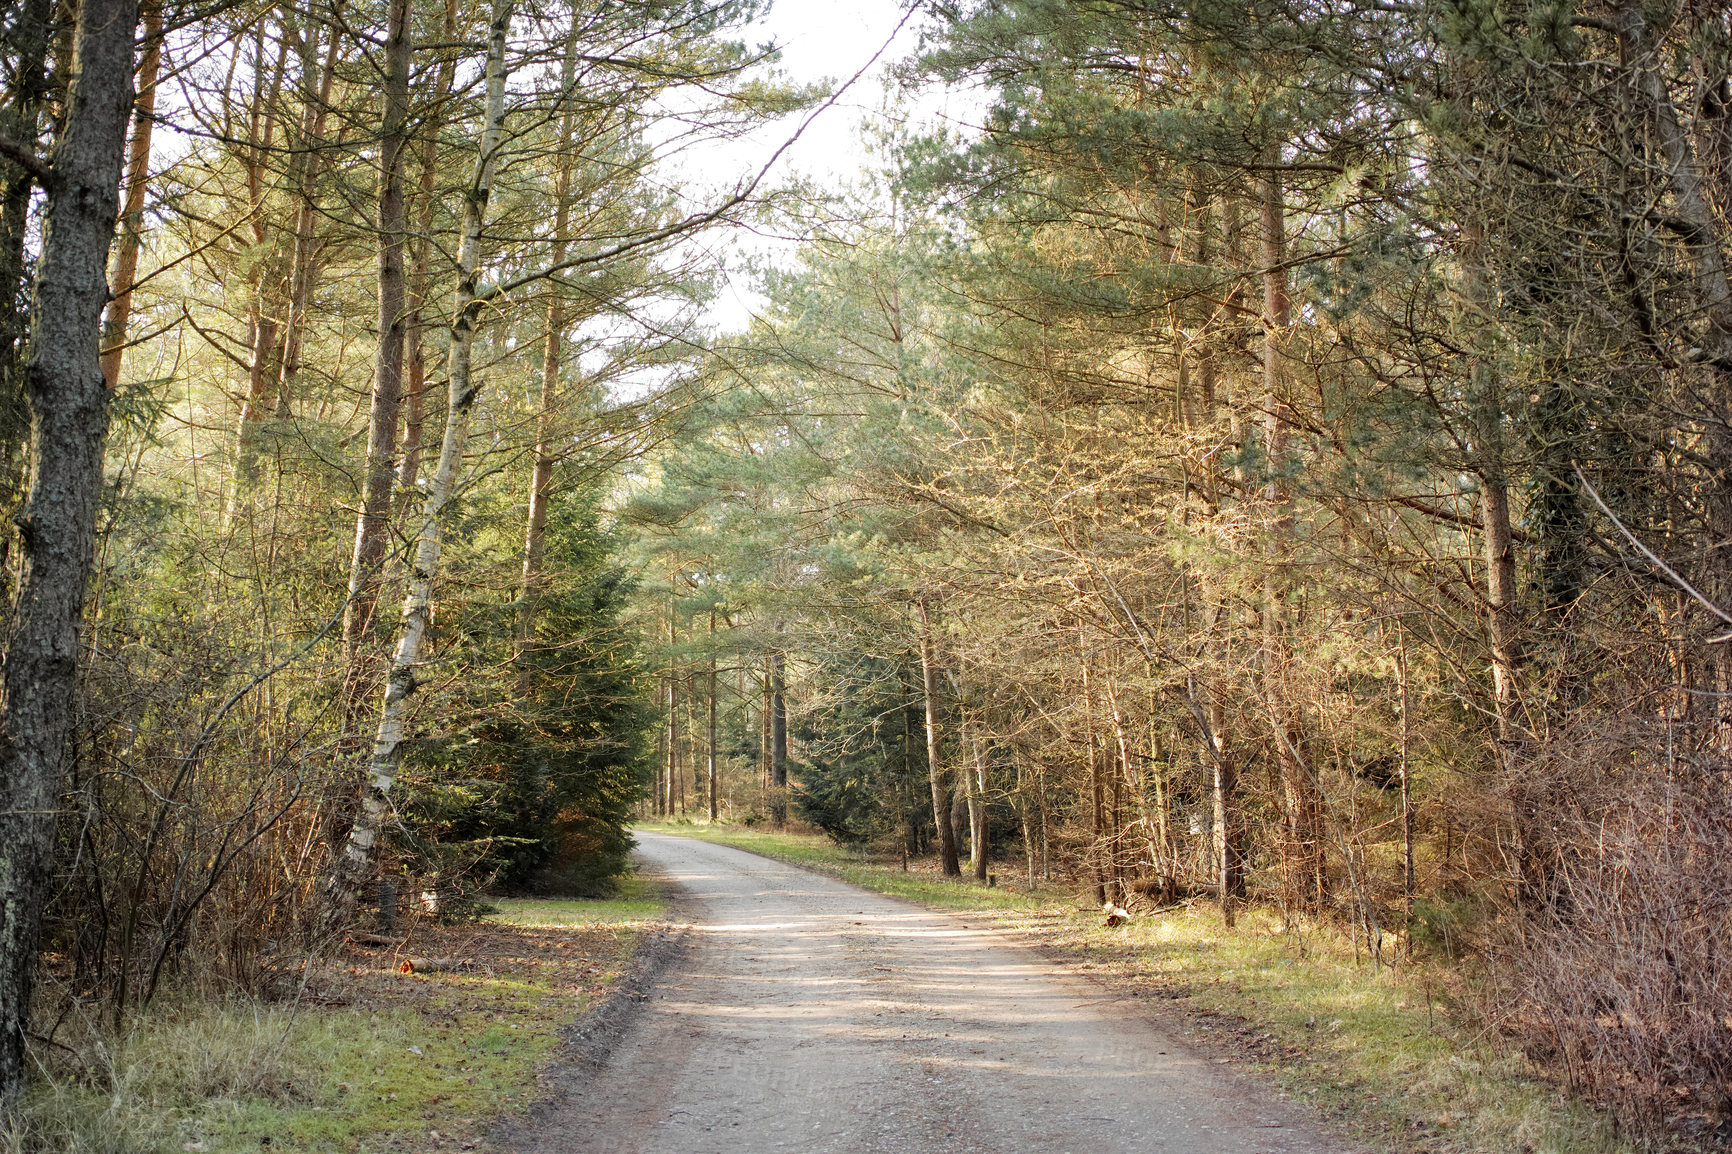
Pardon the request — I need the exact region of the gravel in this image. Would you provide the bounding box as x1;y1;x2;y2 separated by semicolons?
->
494;832;1361;1154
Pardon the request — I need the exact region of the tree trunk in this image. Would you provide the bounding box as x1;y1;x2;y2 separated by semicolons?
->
953;695;988;882
0;0;56;604
0;0;138;1097
516;14;582;655
902;680;921;856
653;688;665;816
342;0;414;672
316;0;511;938
1017;750;1034;887
664;679;676;813
666;607;678;815
708;640;718;822
770;653;788;785
1397;627;1415;949
1150;720;1172;897
950;788;969;867
970;734;988;882
1080;638;1106;897
917;597;961;876
275;16;342;415
97;0;161;388
1258;162;1324;913
681;670;693;814
1481;462;1519;750
229;29;290;500
396;0;458;503
760;657;771;797
1209;690;1242;922
769;647;787;824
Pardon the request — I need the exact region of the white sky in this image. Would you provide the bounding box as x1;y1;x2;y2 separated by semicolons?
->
659;0;971;332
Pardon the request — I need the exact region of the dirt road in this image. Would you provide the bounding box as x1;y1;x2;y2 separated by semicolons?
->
501;833;1355;1154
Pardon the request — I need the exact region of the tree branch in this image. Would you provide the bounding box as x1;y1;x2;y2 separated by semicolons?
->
0;130;52;185
490;5;920;300
1574;464;1732;641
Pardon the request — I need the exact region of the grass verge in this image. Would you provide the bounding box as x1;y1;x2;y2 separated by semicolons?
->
4;877;665;1154
635;820;1628;1154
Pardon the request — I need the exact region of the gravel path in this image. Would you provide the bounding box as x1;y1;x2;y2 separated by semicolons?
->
501;832;1357;1154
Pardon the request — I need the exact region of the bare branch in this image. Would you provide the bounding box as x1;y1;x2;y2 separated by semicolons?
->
491;5;921;300
1575;464;1732;640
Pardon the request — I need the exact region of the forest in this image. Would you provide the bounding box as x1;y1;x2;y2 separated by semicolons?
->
0;0;1728;1148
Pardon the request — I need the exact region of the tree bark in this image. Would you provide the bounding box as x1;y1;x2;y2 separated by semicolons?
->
902;676;921;856
1017;750;1034;887
343;0;414;671
317;0;512;938
0;0;56;603
0;0;138;1097
951;682;988;882
275;13;342;415
229;28;290;499
397;0;457;503
666;607;679;816
1397;627;1415;948
760;657;771;799
1454;199;1523;763
1481;460;1519;748
769;646;787;824
1079;635;1106;897
708;640;718;822
1209;688;1242;918
917;597;961;876
968;726;988;882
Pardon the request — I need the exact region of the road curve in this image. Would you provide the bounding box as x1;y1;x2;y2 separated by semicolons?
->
504;832;1355;1154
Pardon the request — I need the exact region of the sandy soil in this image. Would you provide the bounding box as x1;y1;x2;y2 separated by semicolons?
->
500;832;1360;1154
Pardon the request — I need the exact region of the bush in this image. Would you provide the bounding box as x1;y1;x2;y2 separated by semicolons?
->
1496;727;1731;1138
792;760;875;844
400;495;653;898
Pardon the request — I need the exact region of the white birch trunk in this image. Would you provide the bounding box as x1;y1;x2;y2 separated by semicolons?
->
317;0;512;937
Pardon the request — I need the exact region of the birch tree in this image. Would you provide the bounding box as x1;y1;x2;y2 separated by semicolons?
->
319;0;514;932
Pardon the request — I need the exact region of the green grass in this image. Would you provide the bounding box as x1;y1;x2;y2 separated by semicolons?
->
3;892;665;1154
486;874;663;927
635;821;1628;1154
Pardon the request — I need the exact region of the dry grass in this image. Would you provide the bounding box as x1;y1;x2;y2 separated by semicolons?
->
3;884;663;1154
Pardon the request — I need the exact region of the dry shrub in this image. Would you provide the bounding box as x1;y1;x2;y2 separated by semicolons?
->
48;610;344;1016
1499;723;1732;1141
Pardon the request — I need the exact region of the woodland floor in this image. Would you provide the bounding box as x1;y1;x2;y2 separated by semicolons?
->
279;904;653;1152
15;834;1648;1154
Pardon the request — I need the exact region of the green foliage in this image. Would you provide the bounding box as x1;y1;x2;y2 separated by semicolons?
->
790;655;931;847
402;492;654;898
